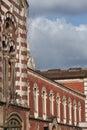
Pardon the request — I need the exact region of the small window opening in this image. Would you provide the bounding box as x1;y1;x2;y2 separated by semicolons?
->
52;125;56;130
5;18;11;29
6;22;10;29
2;41;6;48
9;46;14;52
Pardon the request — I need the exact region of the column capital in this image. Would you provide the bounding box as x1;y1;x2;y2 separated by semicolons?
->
3;53;9;59
9;57;17;63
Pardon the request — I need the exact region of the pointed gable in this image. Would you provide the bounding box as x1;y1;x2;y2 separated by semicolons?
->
18;0;29;9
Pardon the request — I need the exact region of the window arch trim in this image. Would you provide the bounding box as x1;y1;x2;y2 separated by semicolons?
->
49;90;54;115
33;83;39;118
42;87;47;119
7;113;23;129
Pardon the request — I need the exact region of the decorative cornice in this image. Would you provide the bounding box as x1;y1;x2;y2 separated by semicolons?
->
27;68;85;99
29;115;51;123
0;101;30;111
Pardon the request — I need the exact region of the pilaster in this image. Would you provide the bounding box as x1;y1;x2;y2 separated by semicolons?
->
3;52;9;99
84;78;87;121
0;1;3;100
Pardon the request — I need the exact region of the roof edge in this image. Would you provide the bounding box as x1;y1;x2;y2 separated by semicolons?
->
27;68;86;98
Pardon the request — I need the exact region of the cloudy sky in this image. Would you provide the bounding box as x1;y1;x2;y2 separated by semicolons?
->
27;0;87;70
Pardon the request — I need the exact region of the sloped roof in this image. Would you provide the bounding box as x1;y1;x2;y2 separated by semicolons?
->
37;68;87;80
28;68;85;98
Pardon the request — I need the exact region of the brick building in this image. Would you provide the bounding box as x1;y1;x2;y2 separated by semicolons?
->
28;68;86;130
0;0;87;130
38;68;87;129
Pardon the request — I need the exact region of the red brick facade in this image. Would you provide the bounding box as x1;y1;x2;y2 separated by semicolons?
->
28;69;85;130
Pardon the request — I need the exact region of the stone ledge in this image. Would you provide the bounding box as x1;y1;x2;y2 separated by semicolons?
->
79;122;87;128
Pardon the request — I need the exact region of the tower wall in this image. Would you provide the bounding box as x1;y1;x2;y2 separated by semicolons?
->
1;0;28;106
0;1;3;99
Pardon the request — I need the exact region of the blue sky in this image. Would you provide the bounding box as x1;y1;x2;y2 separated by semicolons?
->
27;0;87;70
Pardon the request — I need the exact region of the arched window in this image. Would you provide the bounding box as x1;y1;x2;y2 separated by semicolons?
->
8;113;22;130
2;11;17;102
9;40;15;53
49;90;54;115
73;100;77;125
42;87;47;119
56;93;61;122
52;125;56;130
27;80;30;107
33;83;39;118
2;34;16;101
62;96;67;123
4;11;17;34
68;98;72;124
78;102;81;122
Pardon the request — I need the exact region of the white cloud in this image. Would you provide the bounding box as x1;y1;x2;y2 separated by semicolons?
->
28;17;87;69
27;0;87;70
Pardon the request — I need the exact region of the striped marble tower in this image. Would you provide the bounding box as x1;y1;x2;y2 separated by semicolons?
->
0;1;3;100
1;0;29;106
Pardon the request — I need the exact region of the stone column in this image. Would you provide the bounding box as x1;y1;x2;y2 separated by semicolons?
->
3;52;9;99
10;57;16;103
